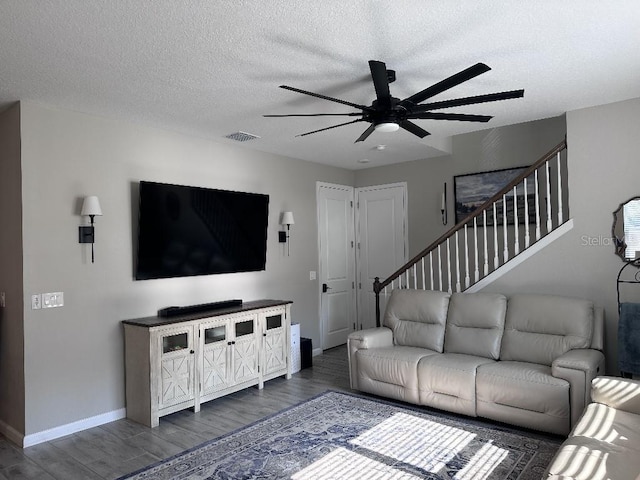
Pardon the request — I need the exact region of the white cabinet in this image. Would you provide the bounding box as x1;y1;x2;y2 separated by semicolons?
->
123;300;291;427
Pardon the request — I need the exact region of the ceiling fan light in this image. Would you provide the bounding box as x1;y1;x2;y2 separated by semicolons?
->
374;122;400;133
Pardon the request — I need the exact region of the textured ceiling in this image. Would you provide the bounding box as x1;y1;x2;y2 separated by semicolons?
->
1;1;639;170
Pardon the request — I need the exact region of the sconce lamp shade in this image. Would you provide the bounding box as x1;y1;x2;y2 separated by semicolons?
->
79;196;102;263
81;196;103;217
281;211;295;226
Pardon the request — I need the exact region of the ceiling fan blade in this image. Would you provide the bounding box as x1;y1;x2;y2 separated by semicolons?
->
369;60;391;106
407;112;493;122
279;85;372;112
296;119;365;137
400;63;491;106
399;120;430;138
264;113;363;117
412;89;525;111
355;124;376;143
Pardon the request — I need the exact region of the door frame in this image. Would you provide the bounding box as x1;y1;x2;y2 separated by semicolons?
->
316;182;356;352
355;182;408;330
316;181;408;351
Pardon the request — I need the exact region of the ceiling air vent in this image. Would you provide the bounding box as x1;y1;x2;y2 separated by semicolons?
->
225;131;260;142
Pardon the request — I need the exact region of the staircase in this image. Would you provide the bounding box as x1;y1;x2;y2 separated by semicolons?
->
373;139;569;326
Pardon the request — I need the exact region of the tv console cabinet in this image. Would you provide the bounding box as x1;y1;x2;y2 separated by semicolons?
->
122;299;292;427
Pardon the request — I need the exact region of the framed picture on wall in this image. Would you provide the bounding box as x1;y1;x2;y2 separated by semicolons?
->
454;166;535;225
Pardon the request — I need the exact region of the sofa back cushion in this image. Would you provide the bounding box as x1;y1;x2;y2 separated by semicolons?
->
501;294;594;365
383;289;451;351
444;292;507;359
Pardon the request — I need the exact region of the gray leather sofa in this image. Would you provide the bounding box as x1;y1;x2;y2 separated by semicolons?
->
546;376;640;479
347;290;605;435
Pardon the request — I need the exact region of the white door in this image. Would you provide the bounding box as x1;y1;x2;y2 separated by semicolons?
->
317;183;356;350
356;183;407;331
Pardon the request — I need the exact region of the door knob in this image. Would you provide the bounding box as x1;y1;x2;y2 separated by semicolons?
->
322;283;332;293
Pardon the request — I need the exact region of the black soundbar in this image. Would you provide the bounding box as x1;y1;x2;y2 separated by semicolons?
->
158;299;243;317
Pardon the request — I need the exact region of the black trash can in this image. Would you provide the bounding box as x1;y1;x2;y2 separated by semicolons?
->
301;337;312;369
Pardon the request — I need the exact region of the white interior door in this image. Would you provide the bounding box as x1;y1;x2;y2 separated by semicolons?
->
317;183;356;350
356;183;407;331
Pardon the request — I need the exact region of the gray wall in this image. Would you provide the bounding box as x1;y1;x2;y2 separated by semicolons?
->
18;101;353;435
482;97;640;374
0;103;25;436
355;116;567;259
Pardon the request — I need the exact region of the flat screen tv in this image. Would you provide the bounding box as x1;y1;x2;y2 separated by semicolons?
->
135;181;269;280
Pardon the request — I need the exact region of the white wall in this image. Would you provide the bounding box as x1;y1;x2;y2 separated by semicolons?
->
18;101;354;435
481;97;640;375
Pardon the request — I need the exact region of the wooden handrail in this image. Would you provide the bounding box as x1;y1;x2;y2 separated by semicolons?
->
374;137;567;294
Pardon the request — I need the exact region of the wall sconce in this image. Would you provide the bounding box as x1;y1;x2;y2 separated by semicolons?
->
441;182;448;225
78;196;103;263
279;211;295;256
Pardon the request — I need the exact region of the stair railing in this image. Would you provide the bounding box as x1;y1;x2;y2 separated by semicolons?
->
373;138;568;326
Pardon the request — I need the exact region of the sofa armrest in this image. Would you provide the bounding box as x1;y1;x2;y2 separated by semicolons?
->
552;349;606;428
591;376;640;415
347;327;393;390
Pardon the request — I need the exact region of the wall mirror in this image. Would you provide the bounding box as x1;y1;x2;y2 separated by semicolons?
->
613;197;640;261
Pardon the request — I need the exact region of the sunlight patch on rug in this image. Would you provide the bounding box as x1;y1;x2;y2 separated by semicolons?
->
350;412;477;472
291;447;422;480
118;391;561;480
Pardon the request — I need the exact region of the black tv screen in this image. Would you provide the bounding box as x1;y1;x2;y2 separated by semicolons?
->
135;181;269;280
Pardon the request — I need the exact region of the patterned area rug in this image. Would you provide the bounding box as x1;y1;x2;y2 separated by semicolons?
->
119;391;561;480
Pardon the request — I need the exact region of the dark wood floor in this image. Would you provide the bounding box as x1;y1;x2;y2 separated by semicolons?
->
0;346;352;480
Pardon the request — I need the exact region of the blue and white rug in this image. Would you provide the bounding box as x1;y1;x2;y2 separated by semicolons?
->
119;391;561;480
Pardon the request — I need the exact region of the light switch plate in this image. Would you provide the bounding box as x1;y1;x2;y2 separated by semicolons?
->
31;294;41;310
0;292;5;308
309;271;316;280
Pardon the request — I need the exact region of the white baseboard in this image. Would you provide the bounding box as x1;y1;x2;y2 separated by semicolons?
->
22;408;127;448
312;348;323;357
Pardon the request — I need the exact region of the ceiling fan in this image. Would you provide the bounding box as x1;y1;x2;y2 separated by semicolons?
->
264;60;524;143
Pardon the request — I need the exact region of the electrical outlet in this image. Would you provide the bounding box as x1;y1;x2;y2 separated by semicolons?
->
31;294;41;310
42;292;64;308
42;293;53;308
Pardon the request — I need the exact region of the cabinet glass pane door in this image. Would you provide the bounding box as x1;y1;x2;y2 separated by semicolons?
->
263;312;286;375
233;318;257;383
205;325;226;344
163;333;188;353
236;320;254;337
159;330;194;409
266;314;282;329
202;323;230;394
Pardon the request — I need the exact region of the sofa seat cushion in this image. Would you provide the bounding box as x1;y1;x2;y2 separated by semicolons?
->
417;353;495;416
546;403;640;479
356;346;437;404
476;361;570;435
